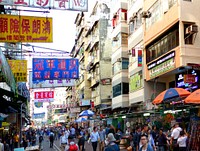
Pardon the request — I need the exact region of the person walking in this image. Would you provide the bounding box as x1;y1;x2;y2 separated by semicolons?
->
104;133;120;151
39;134;44;150
139;134;154;151
13;132;19;148
78;127;85;151
99;126;106;151
88;127;100;151
49;130;55;148
0;139;4;151
177;131;187;151
60;131;68;151
171;123;182;151
156;128;167;151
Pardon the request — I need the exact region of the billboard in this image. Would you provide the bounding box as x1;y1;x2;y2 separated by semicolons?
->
32;58;79;81
0;14;52;43
29;71;75;88
0;0;88;11
34;91;54;102
8;60;27;82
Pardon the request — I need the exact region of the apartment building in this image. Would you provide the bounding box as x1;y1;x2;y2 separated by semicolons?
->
110;0;129;110
71;1;112;115
144;0;200;95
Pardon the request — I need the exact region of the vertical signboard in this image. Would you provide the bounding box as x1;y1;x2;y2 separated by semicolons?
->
138;50;142;67
8;60;27;82
32;58;79;81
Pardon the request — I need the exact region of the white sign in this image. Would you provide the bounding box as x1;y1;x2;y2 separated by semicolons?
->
47;104;75;109
70;107;80;113
80;100;90;106
1;0;88;12
34;98;54;102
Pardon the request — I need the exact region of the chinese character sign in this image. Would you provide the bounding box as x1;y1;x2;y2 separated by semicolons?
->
0;14;53;43
34;91;54;102
0;0;88;11
32;58;79;81
8;60;27;82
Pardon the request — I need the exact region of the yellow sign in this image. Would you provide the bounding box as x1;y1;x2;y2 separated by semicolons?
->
8;60;27;82
0;14;53;42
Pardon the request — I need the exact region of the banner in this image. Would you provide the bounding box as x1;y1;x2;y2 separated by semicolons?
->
8;60;27;82
0;14;52;43
32;58;79;81
47;104;75;109
29;71;75;88
34;91;54;102
0;0;88;11
32;112;45;119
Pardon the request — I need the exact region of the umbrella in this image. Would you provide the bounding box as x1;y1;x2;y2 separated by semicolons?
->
75;117;87;123
185;89;200;104
79;110;94;117
152;88;191;105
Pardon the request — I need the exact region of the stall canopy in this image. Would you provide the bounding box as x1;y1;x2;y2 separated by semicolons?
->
153;88;191;105
185;89;200;104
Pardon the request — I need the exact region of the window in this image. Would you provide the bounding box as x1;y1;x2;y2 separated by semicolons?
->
122;58;129;69
113;83;122;98
112;82;129;98
129;9;142;35
146;26;179;63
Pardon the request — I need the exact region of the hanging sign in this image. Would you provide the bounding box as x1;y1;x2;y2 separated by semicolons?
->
138;50;142;67
0;0;88;11
32;58;79;81
8;60;27;82
34;91;54;102
0;14;52;43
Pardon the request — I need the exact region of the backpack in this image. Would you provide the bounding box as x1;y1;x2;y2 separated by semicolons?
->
49;133;54;141
39;135;43;143
69;144;78;151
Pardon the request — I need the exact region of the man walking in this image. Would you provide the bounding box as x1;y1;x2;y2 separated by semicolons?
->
49;130;55;148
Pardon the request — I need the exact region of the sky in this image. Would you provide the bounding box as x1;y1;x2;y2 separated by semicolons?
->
19;0;97;53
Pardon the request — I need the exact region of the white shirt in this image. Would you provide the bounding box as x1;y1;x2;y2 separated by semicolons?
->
60;135;68;145
171;127;182;139
0;142;4;151
90;131;100;142
177;136;187;147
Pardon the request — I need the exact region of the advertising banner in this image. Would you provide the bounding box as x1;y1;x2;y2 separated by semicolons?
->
47;104;75;109
32;112;45;119
8;60;27;82
34;91;54;102
130;71;142;92
32;58;79;81
29;71;75;88
79;100;90;106
0;14;52;43
0;0;88;11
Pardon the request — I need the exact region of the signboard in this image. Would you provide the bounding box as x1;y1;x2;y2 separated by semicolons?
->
138;50;142;67
70;107;80;113
34;102;43;108
32;58;79;81
148;51;175;79
34;91;54;102
0;14;53;43
29;71;75;88
130;71;142;92
47;104;75;109
8;60;27;82
176;69;200;91
79;100;90;106
32;112;45;119
54;109;67;114
0;48;16;93
0;0;88;11
184;74;196;83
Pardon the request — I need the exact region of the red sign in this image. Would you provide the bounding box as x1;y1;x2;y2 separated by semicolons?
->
184;74;196;83
34;91;54;99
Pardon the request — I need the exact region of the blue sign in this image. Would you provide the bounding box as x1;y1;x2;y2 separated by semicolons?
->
33;112;45;119
32;58;79;81
14;148;24;151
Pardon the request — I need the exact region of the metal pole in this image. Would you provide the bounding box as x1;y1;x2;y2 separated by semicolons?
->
20;103;25;146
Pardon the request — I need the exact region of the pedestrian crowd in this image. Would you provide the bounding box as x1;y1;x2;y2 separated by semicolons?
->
0;122;189;151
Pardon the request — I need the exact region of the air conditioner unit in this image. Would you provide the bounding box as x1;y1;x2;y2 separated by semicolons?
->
186;24;198;34
117;58;122;62
112;37;118;41
141;11;151;18
128;50;132;55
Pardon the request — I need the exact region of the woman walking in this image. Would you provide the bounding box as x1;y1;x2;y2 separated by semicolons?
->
88;127;100;151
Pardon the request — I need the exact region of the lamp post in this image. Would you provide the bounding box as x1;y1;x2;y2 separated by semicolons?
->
20;103;26;146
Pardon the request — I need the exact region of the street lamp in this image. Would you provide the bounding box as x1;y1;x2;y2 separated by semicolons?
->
20;103;26;146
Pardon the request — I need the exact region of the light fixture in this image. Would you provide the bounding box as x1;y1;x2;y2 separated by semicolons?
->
122;116;126;119
143;113;150;116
